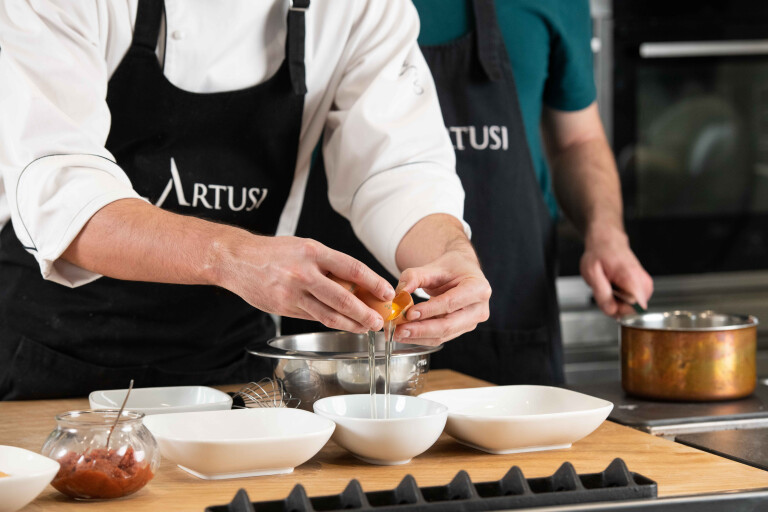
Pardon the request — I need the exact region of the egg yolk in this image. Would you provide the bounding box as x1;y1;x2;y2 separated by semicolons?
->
386;291;413;322
386;301;403;321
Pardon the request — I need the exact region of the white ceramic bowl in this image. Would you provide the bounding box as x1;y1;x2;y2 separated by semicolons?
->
419;386;613;454
143;408;334;479
89;386;232;415
0;446;59;512
313;394;447;465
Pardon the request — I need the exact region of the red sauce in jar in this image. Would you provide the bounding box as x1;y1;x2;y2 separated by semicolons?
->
51;446;153;499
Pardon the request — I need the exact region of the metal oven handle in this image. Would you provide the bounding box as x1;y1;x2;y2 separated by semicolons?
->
639;40;768;58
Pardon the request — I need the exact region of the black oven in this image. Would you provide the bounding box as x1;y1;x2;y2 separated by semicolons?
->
561;0;768;278
610;0;768;277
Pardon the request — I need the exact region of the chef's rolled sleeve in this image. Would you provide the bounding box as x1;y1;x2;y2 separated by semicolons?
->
14;155;144;287
0;2;140;287
321;0;467;277
349;166;470;277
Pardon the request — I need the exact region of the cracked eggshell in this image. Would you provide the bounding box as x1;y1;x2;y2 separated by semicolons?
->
328;275;413;326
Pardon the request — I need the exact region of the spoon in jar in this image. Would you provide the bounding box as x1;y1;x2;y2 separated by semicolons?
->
106;379;134;450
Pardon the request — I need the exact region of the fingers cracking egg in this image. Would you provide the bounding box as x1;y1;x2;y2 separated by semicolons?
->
329;275;413;327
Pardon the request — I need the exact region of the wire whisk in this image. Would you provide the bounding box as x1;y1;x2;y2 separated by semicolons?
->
231;377;301;409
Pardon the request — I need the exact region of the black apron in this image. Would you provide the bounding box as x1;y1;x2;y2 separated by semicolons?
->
0;0;310;399
282;0;563;385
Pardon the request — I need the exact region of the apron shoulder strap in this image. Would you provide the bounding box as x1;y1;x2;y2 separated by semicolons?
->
130;0;308;95
287;0;310;95
472;0;503;82
132;0;164;53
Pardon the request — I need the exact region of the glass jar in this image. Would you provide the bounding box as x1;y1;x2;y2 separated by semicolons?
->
41;410;160;500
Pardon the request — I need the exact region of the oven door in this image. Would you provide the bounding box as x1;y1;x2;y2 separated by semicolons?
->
613;32;768;276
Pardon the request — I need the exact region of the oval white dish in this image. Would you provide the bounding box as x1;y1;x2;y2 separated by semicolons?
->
419;385;613;454
143;408;334;479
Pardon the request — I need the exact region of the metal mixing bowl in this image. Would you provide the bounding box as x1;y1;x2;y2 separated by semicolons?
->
248;332;442;410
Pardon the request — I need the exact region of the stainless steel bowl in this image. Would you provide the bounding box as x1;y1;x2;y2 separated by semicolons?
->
248;331;442;410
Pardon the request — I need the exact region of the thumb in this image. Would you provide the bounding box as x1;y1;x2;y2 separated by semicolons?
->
613;271;649;310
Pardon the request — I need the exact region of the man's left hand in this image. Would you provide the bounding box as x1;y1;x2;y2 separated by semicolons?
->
394;242;491;346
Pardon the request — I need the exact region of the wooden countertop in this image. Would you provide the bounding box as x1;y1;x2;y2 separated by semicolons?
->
1;370;767;511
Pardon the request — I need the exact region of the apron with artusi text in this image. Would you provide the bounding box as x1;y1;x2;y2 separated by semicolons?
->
0;0;311;399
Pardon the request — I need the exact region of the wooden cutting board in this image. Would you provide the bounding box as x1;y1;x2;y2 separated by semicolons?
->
1;370;767;511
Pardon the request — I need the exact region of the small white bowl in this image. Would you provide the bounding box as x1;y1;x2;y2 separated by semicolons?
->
143;408;334;479
419;386;613;454
89;386;232;415
0;446;60;512
313;394;447;465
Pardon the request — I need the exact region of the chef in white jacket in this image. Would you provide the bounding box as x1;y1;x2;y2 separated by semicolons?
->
0;0;491;399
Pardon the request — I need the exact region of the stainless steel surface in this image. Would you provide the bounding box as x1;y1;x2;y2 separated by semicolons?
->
589;0;612;18
619;311;758;332
519;490;768;512
590;0;613;144
558;271;768;311
677;428;768;471
571;380;768;441
649;418;768;439
248;332;441;410
639;40;768;59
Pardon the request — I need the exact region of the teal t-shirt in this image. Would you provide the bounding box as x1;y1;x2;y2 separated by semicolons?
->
412;0;596;218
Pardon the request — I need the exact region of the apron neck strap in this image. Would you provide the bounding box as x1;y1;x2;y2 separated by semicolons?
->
132;0;164;53
287;0;310;95
472;0;503;82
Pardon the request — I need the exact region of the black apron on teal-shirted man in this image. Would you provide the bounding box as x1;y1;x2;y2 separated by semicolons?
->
0;0;310;399
282;0;563;385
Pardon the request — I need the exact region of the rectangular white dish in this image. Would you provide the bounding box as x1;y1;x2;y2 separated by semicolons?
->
89;385;232;415
143;408;334;479
419;385;613;454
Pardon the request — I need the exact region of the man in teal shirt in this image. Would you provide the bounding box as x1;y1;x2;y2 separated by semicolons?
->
284;0;652;385
416;0;594;218
414;0;652;318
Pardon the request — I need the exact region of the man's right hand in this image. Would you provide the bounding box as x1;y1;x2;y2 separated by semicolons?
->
213;233;394;333
62;199;394;333
580;225;653;317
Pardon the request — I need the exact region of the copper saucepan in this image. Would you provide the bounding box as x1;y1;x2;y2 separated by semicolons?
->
620;311;758;401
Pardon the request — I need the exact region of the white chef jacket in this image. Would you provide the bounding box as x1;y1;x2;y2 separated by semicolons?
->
0;0;466;287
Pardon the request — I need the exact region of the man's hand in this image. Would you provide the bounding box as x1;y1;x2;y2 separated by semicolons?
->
580;226;653;317
62;199;394;333
543;103;654;318
392;214;491;346
215;234;394;333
